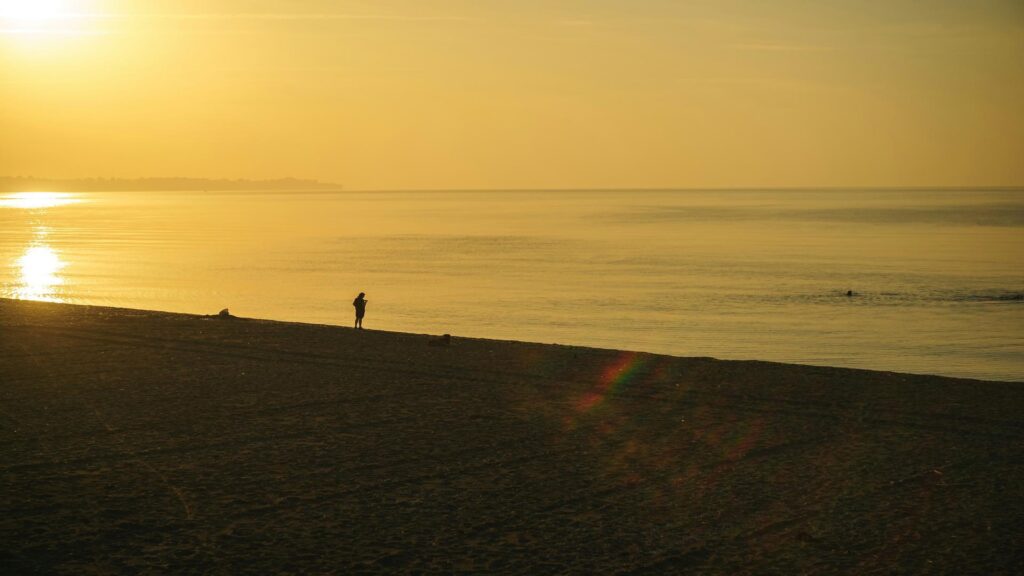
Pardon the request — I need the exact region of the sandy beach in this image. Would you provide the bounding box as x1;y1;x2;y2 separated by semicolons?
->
1;298;1022;574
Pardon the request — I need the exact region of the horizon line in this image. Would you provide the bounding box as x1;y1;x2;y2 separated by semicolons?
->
2;177;1022;193
342;185;1024;193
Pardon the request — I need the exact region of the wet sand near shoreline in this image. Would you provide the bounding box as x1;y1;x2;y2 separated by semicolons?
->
1;298;1022;574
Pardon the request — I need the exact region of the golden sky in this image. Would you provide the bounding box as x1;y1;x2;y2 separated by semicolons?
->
1;0;1022;189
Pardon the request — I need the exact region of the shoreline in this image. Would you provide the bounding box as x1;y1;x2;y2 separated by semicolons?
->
2;297;1022;573
3;298;1015;385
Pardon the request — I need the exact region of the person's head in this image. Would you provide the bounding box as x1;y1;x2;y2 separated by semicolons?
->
358;292;365;298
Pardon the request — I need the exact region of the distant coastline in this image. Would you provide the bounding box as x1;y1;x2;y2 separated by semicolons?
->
0;176;340;192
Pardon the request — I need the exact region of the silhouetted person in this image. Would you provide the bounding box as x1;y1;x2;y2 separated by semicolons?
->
353;292;367;329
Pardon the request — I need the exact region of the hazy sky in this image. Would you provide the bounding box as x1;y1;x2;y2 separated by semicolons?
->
1;0;1022;189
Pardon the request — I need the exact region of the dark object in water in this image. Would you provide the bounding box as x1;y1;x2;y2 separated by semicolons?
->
429;334;452;347
846;290;854;297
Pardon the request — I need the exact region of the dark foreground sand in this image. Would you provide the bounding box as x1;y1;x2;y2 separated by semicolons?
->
1;299;1022;575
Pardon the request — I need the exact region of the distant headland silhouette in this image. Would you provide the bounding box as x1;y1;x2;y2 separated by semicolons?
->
0;176;340;193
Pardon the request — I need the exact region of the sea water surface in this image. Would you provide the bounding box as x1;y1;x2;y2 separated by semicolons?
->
1;189;1022;381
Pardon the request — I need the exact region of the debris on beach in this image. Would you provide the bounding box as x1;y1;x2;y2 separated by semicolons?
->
205;308;236;319
429;334;452;347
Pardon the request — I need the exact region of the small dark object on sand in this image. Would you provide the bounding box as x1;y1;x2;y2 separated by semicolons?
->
846;290;854;297
429;334;452;347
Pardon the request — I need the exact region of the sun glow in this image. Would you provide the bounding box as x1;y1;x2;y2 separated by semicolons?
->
0;192;80;209
0;0;93;36
14;244;67;302
1;0;64;22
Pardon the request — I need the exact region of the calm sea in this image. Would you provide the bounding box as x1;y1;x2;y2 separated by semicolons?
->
1;189;1022;381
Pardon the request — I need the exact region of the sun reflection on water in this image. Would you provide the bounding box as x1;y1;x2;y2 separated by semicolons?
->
12;243;67;302
0;192;80;209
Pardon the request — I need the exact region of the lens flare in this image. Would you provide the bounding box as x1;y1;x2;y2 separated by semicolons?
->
577;352;650;412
